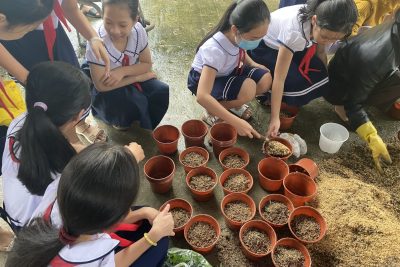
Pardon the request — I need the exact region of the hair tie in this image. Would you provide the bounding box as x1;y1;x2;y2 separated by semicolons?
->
33;102;48;111
59;227;77;245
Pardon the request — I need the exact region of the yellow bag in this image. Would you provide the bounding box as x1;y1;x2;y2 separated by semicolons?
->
0;80;26;127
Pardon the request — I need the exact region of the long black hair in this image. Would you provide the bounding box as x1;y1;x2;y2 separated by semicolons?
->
299;0;357;35
102;0;139;20
0;0;54;27
14;61;91;196
197;0;270;51
6;143;140;266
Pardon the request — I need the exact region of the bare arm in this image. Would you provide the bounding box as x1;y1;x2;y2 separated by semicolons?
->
0;44;29;84
316;44;328;67
244;51;269;70
119;47;152;77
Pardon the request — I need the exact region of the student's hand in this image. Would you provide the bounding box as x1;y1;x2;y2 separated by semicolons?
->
102;68;125;87
90;38;111;74
232;117;261;139
148;204;175;242
142;207;160;225
266;116;280;137
125;142;145;163
135;72;157;83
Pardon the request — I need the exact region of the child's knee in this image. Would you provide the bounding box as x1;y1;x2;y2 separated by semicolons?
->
238;78;257;102
256;72;272;94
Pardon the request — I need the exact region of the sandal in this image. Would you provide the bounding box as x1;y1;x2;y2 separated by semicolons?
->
76;121;108;144
0;228;14;252
256;94;271;106
82;6;101;18
201;113;223;127
112;125;130;131
230;104;253;121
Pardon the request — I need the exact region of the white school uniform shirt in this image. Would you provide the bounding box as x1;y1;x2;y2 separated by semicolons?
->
192;31;240;77
1;114;60;227
263;4;313;53
36;0;64;30
85;23;148;69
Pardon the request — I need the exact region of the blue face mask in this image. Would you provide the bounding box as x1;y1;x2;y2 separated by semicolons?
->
238;37;262;51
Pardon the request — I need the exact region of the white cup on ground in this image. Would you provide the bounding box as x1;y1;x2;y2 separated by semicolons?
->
319;123;349;154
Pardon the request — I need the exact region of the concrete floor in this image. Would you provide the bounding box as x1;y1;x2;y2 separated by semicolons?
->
0;0;399;266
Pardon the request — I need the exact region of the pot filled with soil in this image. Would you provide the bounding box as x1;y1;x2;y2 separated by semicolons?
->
271;238;311;267
283;172;317;207
184;214;221;254
179;146;209;173
144;155;175;194
289;206;327;244
219;168;253;195
262;137;293;161
221;192;256;230
279;102;299;130
181;119;208;148
159;198;193;234
294;158;319;180
239;220;277;261
153;125;180;155
288;164;310;177
218;147;250;170
259;194;294;228
258;157;289;192
210;122;237;157
186;166;217;202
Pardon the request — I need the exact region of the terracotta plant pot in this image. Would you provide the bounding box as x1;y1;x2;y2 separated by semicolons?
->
271;238;311;267
279;102;299;130
388;102;400;120
144;155;175;194
218;146;250;170
219;168;253;195
288;206;327;244
186;166;217;202
159;198;193;234
153;125;180;155
184;214;221;254
210;122;237;157
220;192;256;230
179;146;209;174
258;194;294;228
263;137;293;161
289;164;310;177
283;173;317;207
239;220;277;261
398;130;400;141
295;158;319;180
181;119;208;148
258;157;289;192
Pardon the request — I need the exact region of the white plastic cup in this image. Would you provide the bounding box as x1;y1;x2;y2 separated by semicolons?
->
319;123;349;154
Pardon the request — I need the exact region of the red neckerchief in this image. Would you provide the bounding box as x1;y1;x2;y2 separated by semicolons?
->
298;43;320;84
235;48;246;75
121;54;143;92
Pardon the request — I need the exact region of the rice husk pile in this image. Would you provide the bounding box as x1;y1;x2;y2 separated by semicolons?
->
310;138;400;266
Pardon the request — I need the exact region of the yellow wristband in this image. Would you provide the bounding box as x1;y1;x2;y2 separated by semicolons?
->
143;233;157;247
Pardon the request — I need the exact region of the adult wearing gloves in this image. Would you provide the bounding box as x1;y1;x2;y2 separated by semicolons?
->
325;10;400;173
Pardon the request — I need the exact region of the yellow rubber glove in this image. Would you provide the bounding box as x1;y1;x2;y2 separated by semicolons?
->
356;122;392;173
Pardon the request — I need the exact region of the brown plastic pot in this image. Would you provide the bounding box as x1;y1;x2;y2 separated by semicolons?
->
288;206;327;244
218;146;250;170
181;119;208;148
159;198;193;234
271;238;311;267
184;214;221;254
388;102;400;120
398;130;400;141
153;125;180;155
210;122;237;157
279;102;299;130
263;137;293;161
144;155;175;194
220;192;256;230
219;168;253;195
179;146;209;174
239;220;277;261
258;157;289;192
294;158;319;180
186;166;217;202
289;164;310;177
258;194;294;228
283;173;317;207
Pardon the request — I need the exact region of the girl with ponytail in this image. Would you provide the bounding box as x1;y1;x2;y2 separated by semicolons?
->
249;0;358;137
188;0;272;139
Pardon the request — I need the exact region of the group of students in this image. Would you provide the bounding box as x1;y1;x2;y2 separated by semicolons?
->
0;0;398;265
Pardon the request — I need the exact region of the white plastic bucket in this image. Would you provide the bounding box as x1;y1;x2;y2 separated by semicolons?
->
319;123;349;154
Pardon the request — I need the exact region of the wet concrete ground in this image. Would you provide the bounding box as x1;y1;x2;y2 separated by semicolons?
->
0;0;399;266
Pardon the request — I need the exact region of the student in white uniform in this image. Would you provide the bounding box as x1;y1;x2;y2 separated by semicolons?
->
85;0;169;130
188;0;272;138
7;143;174;267
1;62;91;231
249;0;358;136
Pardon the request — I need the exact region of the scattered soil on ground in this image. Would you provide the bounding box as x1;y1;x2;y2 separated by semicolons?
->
223;173;250;192
224;201;252;222
273;246;305;267
242;228;271;254
187;222;217;248
222;154;246;168
291;215;320;241
170;208;191;228
264;141;291;157
189;175;215;191
182;152;206;167
262;201;290;225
